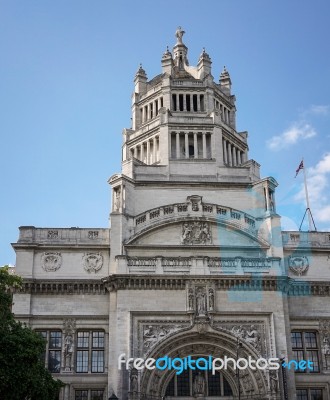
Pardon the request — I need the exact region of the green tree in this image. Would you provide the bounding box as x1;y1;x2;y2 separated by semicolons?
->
0;266;64;400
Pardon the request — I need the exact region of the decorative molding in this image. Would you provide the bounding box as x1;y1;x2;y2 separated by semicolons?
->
41;252;62;272
288;255;309;276
16;280;107;295
82;253;103;273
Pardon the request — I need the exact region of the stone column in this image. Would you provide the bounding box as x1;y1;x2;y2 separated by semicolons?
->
228;142;232;166
153;137;157;163
176;132;180;159
197;95;201;111
183;94;187;111
141;142;145;163
185;133;189;159
146;140;150;164
194;133;198;159
223;140;228;164
202;133;207;159
237;150;241;165
232;146;237;166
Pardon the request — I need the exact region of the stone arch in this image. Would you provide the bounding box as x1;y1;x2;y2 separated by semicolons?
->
139;328;268;398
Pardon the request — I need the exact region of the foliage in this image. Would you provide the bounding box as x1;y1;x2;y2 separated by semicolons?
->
0;266;64;400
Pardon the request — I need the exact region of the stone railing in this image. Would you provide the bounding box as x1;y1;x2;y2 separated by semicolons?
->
282;231;330;248
132;201;258;239
17;227;110;246
116;256;281;275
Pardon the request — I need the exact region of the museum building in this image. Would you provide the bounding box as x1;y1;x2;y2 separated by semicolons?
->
12;28;330;400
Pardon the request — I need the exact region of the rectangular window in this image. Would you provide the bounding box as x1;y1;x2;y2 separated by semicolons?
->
297;388;323;400
36;330;62;373
75;390;104;400
76;331;104;373
291;331;320;373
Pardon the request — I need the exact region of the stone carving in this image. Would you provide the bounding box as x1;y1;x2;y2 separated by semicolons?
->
82;253;103;273
188;288;194;311
143;324;186;352
88;230;98;239
227;324;261;352
208;288;214;311
47;230;58;239
63;319;76;372
320;320;330;356
269;369;278;393
41;252;62;272
181;222;212;245
175;26;185;44
114;187;121;211
288;255;309;276
196;287;207;316
130;368;138;392
193;371;206;396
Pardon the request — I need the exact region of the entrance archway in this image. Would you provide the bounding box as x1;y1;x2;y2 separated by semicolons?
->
139;329;268;399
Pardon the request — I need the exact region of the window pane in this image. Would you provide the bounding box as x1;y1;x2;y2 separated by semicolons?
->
305;332;317;348
177;369;190;396
223;375;233;396
310;389;323;400
92;331;104;348
293;350;305;372
50;331;62;348
92;350;104;373
165;376;175;396
48;350;61;372
91;390;104;400
76;350;89;373
75;390;88;400
307;350;320;372
291;332;303;348
297;389;308;400
207;370;221;396
77;332;90;348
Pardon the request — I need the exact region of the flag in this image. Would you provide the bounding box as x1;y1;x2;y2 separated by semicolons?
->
295;160;304;178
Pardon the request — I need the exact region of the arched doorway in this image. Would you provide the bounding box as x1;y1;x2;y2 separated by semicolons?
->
139;329;268;399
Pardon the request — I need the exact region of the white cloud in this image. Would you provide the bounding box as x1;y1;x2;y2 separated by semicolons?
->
306;105;330;116
267;123;316;151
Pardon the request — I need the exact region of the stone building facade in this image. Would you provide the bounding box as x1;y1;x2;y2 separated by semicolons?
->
12;28;330;400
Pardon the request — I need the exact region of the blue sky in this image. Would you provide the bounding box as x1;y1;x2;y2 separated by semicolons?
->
1;0;330;265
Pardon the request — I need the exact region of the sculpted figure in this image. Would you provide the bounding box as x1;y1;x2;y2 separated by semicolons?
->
193;371;205;395
196;288;206;315
175;26;185;44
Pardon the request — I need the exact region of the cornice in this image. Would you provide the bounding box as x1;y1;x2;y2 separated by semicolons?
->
101;274;330;296
15;279;107;295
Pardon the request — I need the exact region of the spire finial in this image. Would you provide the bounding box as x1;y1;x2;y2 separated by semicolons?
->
175;26;185;44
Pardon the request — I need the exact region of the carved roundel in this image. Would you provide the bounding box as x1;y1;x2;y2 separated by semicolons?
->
288;255;309;276
82;253;103;273
41;252;62;272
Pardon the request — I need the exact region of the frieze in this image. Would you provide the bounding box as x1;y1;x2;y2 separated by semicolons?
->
82;253;103;273
16;280;107;295
41;252;62;272
288;255;309;276
142;323;188;354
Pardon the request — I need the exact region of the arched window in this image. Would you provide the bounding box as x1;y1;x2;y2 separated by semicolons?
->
165;369;233;397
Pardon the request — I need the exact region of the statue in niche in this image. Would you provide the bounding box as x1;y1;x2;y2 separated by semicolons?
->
208;288;214;311
130;368;138;392
114;188;121;211
193;371;206;395
64;334;73;369
269;370;278;393
188;288;194;310
196;288;206;316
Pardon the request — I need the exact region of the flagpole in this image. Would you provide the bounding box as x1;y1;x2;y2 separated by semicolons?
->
302;158;313;231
